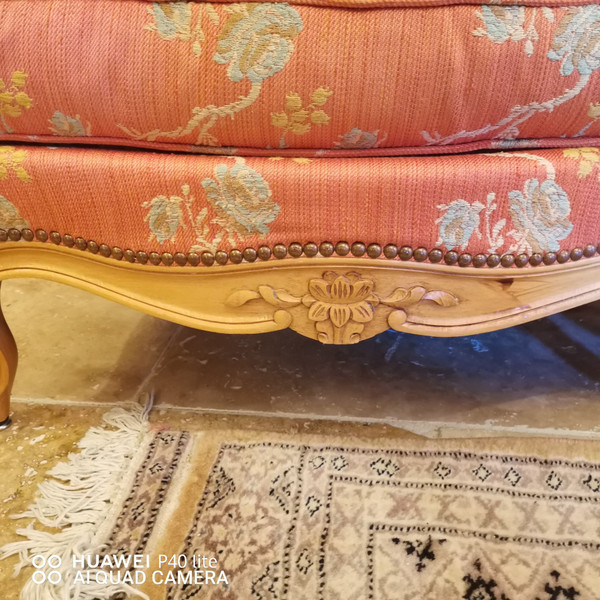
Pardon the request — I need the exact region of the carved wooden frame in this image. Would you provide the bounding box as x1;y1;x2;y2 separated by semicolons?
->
1;242;600;424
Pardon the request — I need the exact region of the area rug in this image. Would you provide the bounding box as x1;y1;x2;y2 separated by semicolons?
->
2;407;600;599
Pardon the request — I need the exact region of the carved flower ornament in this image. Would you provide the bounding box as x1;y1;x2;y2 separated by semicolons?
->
227;271;459;344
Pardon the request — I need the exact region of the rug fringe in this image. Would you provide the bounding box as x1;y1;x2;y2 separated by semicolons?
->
0;401;153;600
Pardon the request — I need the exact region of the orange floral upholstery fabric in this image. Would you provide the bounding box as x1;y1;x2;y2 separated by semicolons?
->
3;1;600;156
1;145;599;258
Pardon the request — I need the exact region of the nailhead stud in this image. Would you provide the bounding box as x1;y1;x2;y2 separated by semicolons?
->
384;244;399;259
75;237;87;250
50;231;62;245
515;253;529;268
174;252;187;266
149;252;161;265
289;242;303;257
319;242;334;257
367;244;382;258
215;250;228;265
124;249;136;263
543;252;557;265
398;246;412;261
161;252;174;266
487;254;501;268
529;253;543;266
243;248;257;262
201;252;215;266
472;254;487;268
229;249;243;264
111;247;124;261
500;254;515;268
458;253;472;267
444;251;458;265
414;247;428;262
35;229;48;242
188;252;201;267
88;241;99;254
136;251;148;264
556;249;570;264
258;246;271;261
99;244;111;257
63;234;75;247
570;247;583;261
0;230;7;242
304;242;318;257
273;244;287;259
22;228;34;242
429;249;443;263
351;242;366;257
335;241;350;256
584;244;597;258
8;228;21;241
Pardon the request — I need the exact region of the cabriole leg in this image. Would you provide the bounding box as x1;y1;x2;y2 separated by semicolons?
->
0;282;17;429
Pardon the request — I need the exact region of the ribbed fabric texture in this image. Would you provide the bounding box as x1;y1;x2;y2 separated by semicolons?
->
1;146;599;257
2;1;600;155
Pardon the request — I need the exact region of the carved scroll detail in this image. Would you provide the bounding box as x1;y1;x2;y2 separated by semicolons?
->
226;271;459;344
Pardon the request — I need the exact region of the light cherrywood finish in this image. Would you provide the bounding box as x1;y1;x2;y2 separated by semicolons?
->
0;242;599;341
0;281;18;424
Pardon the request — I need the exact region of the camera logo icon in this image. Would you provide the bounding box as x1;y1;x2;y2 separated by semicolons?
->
32;555;62;584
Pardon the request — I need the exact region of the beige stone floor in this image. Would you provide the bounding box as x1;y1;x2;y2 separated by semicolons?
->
3;278;600;439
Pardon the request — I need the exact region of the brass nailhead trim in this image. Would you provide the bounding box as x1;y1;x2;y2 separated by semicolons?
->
473;254;487;268
2;229;599;269
258;246;271;261
174;252;187;266
201;252;215;266
444;251;459;265
351;242;366;257
273;244;287;259
384;244;399;259
243;248;257;263
8;228;21;241
367;244;382;258
414;247;428;262
303;242;319;257
335;241;350;256
229;249;243;264
458;253;472;267
319;242;334;257
215;250;228;265
529;253;543;266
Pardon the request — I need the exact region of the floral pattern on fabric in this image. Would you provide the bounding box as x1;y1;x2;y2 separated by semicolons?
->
48;111;91;137
143;159;278;252
0;195;28;230
473;7;554;56
0;71;32;134
425;6;600;147
437;153;573;254
333;128;387;150
146;1;220;56
0;146;31;182
563;146;600;177
271;87;332;149
120;3;302;147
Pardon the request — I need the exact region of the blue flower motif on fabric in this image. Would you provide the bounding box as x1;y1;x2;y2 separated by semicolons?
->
436;199;485;251
202;162;279;237
508;179;573;252
215;3;303;84
548;6;600;76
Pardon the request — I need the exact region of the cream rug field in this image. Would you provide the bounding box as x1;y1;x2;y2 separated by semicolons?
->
2;406;600;599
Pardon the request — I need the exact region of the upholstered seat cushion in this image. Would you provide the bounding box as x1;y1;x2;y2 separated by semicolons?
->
1;145;598;265
2;1;600;156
